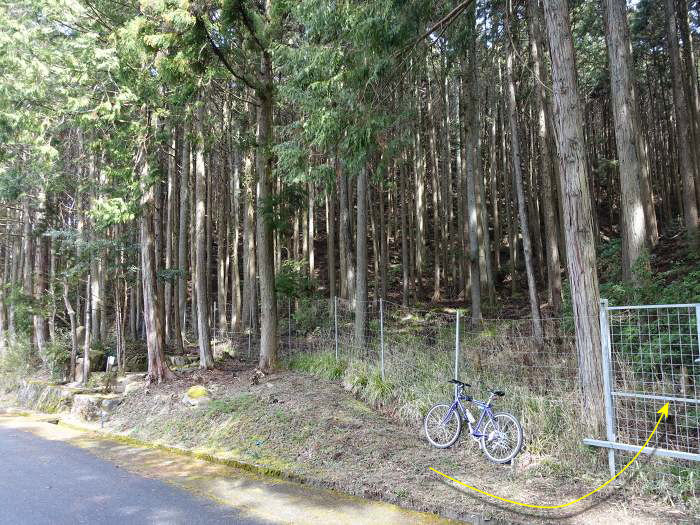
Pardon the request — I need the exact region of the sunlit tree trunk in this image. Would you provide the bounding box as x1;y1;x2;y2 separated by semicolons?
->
604;0;649;281
194;101;214;369
463;4;481;323
256;52;278;371
529;0;563;311
543;0;604;432
665;0;699;243
230;148;242;331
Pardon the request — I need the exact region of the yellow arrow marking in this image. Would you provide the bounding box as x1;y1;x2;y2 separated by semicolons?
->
430;402;669;509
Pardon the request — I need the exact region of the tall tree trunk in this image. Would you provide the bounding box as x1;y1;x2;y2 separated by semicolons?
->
506;4;543;343
217;168;229;332
604;0;649;281
82;274;91;385
194;101;214;369
665;0;700;243
543;0;604;433
165;127;176;343
33;187;50;359
338;159;355;303
308;181;315;279
242;144;257;331
230;149;242;331
139;133;176;383
256;58;278;371
414;81;426;296
427;70;442;302
354;167;368;346
189;144;198;338
529;0;563;312
63;278;78;382
174;129;186;351
400;161;410;306
326;183;337;300
21;197;34;322
464;4;482;323
677;0;700;205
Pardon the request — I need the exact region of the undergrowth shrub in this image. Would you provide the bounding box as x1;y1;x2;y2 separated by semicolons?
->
44;331;70;381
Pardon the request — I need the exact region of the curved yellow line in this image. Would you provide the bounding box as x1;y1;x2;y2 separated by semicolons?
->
429;414;664;509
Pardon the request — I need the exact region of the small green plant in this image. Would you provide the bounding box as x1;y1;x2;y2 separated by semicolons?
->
286;351;347;380
0;336;38;375
44;332;71;381
205;394;256;417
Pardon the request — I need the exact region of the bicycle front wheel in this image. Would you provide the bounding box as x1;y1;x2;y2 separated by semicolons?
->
480;412;523;463
424;403;462;448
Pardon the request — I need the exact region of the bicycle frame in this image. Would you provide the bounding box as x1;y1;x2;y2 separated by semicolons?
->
441;387;497;439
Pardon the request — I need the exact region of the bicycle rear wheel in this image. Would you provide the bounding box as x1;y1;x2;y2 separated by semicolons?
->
424;403;462;448
480;412;523;463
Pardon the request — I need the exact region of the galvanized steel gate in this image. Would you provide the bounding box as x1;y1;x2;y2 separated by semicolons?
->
585;300;700;476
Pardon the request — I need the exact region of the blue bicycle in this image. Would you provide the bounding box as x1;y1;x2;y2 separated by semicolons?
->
424;379;523;463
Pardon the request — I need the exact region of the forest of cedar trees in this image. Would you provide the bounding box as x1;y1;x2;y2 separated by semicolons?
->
1;0;699;432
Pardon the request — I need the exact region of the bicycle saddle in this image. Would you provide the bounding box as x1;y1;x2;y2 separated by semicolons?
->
448;379;471;388
491;390;505;397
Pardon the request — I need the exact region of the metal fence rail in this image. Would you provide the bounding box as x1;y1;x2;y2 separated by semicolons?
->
586;300;700;477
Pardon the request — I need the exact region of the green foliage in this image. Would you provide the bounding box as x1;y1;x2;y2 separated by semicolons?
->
0;337;38;376
291;297;329;335
205;394;256;417
276;259;315;299
1;284;35;336
285;351;347;381
89;197;136;229
44;334;71;382
595;239;700;306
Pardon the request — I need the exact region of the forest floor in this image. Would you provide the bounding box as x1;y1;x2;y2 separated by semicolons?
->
18;358;693;525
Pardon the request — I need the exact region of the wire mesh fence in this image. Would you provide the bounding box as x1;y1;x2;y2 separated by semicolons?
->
211;296;699;499
600;303;700;497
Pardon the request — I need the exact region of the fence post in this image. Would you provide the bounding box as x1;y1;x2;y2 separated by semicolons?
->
599;298;617;478
334;296;339;361
380;298;385;381
454;311;460;380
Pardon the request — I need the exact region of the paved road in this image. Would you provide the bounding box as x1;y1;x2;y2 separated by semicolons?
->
0;426;267;525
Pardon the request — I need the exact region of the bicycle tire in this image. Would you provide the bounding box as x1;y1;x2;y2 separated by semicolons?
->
424;403;462;448
480;411;523;463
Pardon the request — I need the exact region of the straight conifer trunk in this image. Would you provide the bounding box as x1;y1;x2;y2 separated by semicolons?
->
543;0;604;432
604;0;648;281
528;0;563;312
354;167;368;345
256;55;278;371
194;101;214;369
665;0;699;243
506;4;543;343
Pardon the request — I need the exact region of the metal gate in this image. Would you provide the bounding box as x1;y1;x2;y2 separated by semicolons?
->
584;300;700;477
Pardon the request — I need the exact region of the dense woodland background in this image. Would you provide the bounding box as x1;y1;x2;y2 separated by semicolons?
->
1;0;700;432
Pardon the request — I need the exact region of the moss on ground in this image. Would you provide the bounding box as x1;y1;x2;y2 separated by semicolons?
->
187;385;209;399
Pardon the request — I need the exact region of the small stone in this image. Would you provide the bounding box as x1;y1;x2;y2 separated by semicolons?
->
181;393;211;408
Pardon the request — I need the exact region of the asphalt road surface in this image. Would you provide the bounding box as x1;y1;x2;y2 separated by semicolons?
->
0;426;267;525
